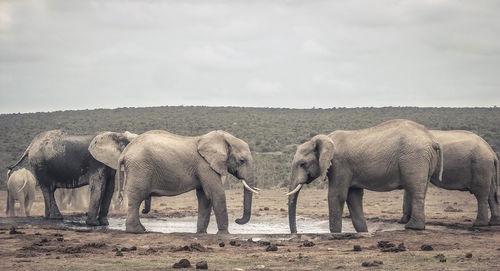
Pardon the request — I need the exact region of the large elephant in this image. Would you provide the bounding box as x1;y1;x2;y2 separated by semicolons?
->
116;130;259;234
287;119;443;233
6;168;36;217
400;130;499;226
8;130;137;225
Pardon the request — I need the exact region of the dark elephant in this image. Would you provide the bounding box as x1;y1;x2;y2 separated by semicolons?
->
8;130;137;225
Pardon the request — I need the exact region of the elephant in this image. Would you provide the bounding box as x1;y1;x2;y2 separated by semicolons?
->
400;130;499;226
116;130;260;234
6;168;36;217
287;119;443;233
8;130;137;225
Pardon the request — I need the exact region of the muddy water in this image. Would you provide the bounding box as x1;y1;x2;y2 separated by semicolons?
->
105;214;404;234
0;214;404;234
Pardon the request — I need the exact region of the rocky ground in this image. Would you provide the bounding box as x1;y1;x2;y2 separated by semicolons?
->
0;187;499;270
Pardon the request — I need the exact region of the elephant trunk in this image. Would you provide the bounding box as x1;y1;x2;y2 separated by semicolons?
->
288;192;299;233
235;186;253;224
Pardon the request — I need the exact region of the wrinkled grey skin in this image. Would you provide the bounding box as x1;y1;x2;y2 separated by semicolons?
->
288;119;443;233
400;130;500;226
6;168;36;217
8;130;137;225
117;130;257;234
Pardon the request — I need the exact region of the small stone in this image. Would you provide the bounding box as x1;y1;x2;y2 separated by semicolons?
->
301;241;315;247
266;245;278;252
264;207;269;211
115;251;124;257
353;245;362;251
130;246;137;251
219;242;225;247
56;237;64;242
465;253;472;258
173;259;191;268
195;261;208;269
229;240;240;246
112;248;119;252
280;208;286;212
256;265;265;269
56;256;60;259
421;245;433;251
327;247;334;251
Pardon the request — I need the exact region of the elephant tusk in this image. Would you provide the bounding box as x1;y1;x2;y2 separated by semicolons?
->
286;184;303;196
252;187;261;191
242;180;259;194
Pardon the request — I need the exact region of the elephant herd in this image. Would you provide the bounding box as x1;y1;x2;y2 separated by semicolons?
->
5;119;499;234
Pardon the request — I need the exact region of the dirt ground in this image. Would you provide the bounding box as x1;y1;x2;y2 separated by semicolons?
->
1;187;499;270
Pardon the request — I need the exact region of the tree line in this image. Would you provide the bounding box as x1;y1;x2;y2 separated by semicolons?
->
1;106;499;189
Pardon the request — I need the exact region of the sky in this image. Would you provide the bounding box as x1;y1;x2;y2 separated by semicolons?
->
1;0;499;113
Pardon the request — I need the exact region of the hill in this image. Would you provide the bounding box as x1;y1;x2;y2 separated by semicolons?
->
1;106;499;189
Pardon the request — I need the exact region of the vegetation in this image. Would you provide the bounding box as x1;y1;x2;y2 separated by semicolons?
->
1;106;499;189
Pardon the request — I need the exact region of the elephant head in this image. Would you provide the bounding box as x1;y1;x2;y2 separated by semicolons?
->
287;135;334;233
198;130;259;225
88;131;138;170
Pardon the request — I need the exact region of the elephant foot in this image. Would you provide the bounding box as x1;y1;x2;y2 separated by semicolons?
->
472;220;489;227
398;215;410;224
126;222;146;233
405;220;425;230
196;229;207;234
49;213;63;220
489;216;500;226
216;229;229;234
99;217;109;226
86;218;100;226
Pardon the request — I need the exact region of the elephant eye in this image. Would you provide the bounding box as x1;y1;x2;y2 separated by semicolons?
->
239;159;246;164
300;162;307;168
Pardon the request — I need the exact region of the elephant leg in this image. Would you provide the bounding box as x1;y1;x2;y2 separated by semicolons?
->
328;182;348;233
472;192;489;226
40;185;63;220
488;179;500;225
98;173;115;225
196;188;212;233
7;193;16;217
25;194;33;217
86;170;107;226
401;168;428;230
18;193;27;217
346;188;367;232
125;174;147;233
399;190;411;224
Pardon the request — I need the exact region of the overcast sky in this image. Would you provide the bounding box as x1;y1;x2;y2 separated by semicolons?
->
1;0;499;113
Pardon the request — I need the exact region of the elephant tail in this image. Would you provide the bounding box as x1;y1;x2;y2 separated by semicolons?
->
7;141;32;175
17;178;28;194
430;142;444;185
5;187;10;215
494;158;499;204
116;157;126;205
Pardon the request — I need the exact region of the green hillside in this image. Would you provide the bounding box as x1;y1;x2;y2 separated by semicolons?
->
1;106;499;189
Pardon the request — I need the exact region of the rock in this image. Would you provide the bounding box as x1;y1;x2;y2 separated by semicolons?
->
173;259;191;268
56;256;60;259
266;245;278;252
229;240;241;247
465;253;472;258
219;242;225;247
434;254;447;262
257;241;271;246
301;241;315;247
353;245;362;251
327;247;334;251
280;208;286;212
362;260;383;267
115;251;124;257
112;248;119;252
264;207;269;211
56;237;64;242
421;245;434;251
130;246;137;251
196;261;208;269
9;227;24;234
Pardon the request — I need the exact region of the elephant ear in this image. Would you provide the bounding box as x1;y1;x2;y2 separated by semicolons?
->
197;131;229;177
88;131;138;170
312;135;335;181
